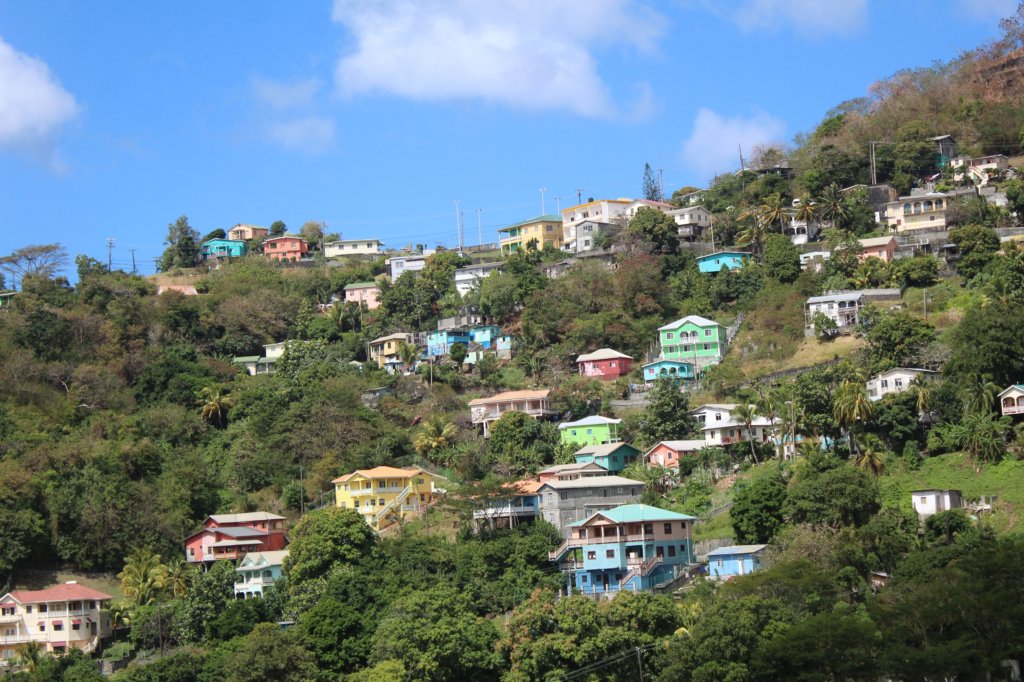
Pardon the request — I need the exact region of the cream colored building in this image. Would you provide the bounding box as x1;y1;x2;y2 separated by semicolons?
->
561;199;631;251
324;239;384;259
0;582;113;660
884;191;949;232
227;224;269;241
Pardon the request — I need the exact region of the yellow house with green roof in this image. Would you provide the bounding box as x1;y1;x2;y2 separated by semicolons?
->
333;466;437;530
499;215;563;254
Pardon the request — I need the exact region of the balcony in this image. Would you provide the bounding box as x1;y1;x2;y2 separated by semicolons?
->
1001;403;1024;415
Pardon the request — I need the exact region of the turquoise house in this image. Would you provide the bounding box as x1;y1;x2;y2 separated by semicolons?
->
657;315;727;370
642;359;696;384
559;415;622;446
426;329;471;357
202;238;247;260
234;550;289;598
706;544;767;580
574;442;641;473
549;505;697;595
697;250;749;273
469;325;502;349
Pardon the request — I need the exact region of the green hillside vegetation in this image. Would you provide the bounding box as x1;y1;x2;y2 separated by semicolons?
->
4;11;1024;681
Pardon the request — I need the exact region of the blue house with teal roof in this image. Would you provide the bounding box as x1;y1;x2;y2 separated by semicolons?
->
697;250;750;273
201;238;247;261
549;504;696;594
642;359;696;384
705;544;768;580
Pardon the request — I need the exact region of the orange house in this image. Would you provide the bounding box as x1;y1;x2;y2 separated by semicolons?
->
263;236;309;262
645;440;707;469
858;236;897;263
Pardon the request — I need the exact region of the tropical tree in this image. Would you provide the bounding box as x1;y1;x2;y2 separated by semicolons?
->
398;342;419;372
730;403;761;463
118;549;169;607
833;380;875;455
961;374;999;416
737;208;769;261
16;641;46;673
758;193;787;233
164;560;194;598
854;442;886;476
910;375;934;422
199;386;234;428
413;414;458;458
794;196;818;228
819;183;848;228
955;412;1009;465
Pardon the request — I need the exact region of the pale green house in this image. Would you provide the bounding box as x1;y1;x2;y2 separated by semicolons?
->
657;315;727;370
558;415;622;446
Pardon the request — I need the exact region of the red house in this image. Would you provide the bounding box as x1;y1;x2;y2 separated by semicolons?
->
263;236;309;262
645;440;707;469
575;348;633;381
183;512;287;563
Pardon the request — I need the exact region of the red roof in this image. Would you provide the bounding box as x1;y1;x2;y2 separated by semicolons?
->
5;583;113;604
6;577;113;602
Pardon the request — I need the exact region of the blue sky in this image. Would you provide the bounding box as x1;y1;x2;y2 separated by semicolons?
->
0;0;1016;277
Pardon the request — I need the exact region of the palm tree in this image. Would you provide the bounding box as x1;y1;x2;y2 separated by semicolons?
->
961;375;999;416
794;196;818;228
398;341;419;372
757;194;787;233
413;414;458;458
910;375;934;423
957;412;1007;466
164;560;193;599
118;548;168;607
737;207;769;261
17;641;45;673
854;442;886;476
199;386;234;428
833;380;874;456
819;184;847;228
730;403;761;464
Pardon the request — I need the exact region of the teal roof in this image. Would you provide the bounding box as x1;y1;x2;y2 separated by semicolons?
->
500;214;562;231
569;504;697;526
696;250;750;260
344;281;379;290
233;356;260;363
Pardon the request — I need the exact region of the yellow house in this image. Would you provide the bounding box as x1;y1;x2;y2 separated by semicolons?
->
499;215;563;254
333;466;437;530
368;332;413;371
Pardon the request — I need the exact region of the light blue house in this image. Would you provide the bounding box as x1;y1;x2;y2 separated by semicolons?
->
705;544;768;580
234;550;289;598
697;250;750;273
201;238;248;261
642;359;696;384
426;329;471;357
549;504;697;595
469;325;502;349
574;442;641;473
472;480;541;529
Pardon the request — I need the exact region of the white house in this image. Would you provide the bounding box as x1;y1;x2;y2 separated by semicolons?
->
454;262;502;296
804;292;863;335
690;404;776;449
800;251;831;272
667;206;713;240
998;384;1024;416
911;489;963;518
324;239;384;259
561;199;631;252
0;582;113;660
866;368;940;401
624;199;675;219
951;154;1008;185
386;251;435;280
234;550;289;599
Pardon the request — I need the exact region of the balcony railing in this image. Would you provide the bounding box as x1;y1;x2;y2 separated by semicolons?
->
1002;404;1024;414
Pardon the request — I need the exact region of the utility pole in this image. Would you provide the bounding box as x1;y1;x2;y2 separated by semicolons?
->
636;646;644;681
575;188;584;205
475;208;482;247
129;248;137;275
106;238;115;271
870;141;877;185
658;168;665;200
539;187;547;215
554;197;561;214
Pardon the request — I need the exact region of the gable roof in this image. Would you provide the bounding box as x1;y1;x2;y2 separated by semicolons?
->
576;348;633;363
646;440;707;454
344;281;379;290
370;332;411;344
4;583;113;604
706;544;768;557
998;384;1024;397
238;550;290;569
539;475;643;490
537;462;609;476
858;236;897;249
575;443;641;457
333;466;427;484
558;415;622;429
658;315;721;331
468;389;550;406
572;504;697;526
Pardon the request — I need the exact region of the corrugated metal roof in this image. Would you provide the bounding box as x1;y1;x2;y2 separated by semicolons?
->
705;544;768;556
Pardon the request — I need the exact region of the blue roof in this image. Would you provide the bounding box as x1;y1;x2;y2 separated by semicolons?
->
696;250;750;261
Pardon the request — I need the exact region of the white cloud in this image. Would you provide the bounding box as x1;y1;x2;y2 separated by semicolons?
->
330;0;662;118
731;0;867;36
265;116;335;154
681;108;786;179
956;0;1019;22
251;76;323;110
0;36;79;168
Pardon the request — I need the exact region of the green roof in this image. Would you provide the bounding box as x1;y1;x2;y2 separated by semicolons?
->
500;214;562;232
232;356;260;363
344;281;379;290
569;504;697;527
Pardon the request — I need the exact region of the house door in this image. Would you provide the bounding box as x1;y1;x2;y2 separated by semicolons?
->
602;574;609;592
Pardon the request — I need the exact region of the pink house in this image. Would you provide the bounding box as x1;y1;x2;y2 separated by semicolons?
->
184;512;287;563
576;348;633;381
645;440;707;469
858;236;898;263
343;281;381;310
263;237;309;262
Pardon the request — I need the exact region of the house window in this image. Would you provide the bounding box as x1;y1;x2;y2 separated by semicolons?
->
39;623;46;632
579;529;587;539
664;523;672;534
656;546;665;558
703;344;710;351
920;496;927;503
895;379;903;388
54;622;64;631
881;380;888;388
581;575;588;583
668;546;676;558
587;551;597;560
704;329;711;336
666;332;674;340
643;524;654;535
606;549;615;559
379;499;385;506
38;605;47;613
72;622;81;631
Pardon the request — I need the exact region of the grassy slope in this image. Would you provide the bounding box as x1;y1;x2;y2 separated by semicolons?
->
14;569;124;600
